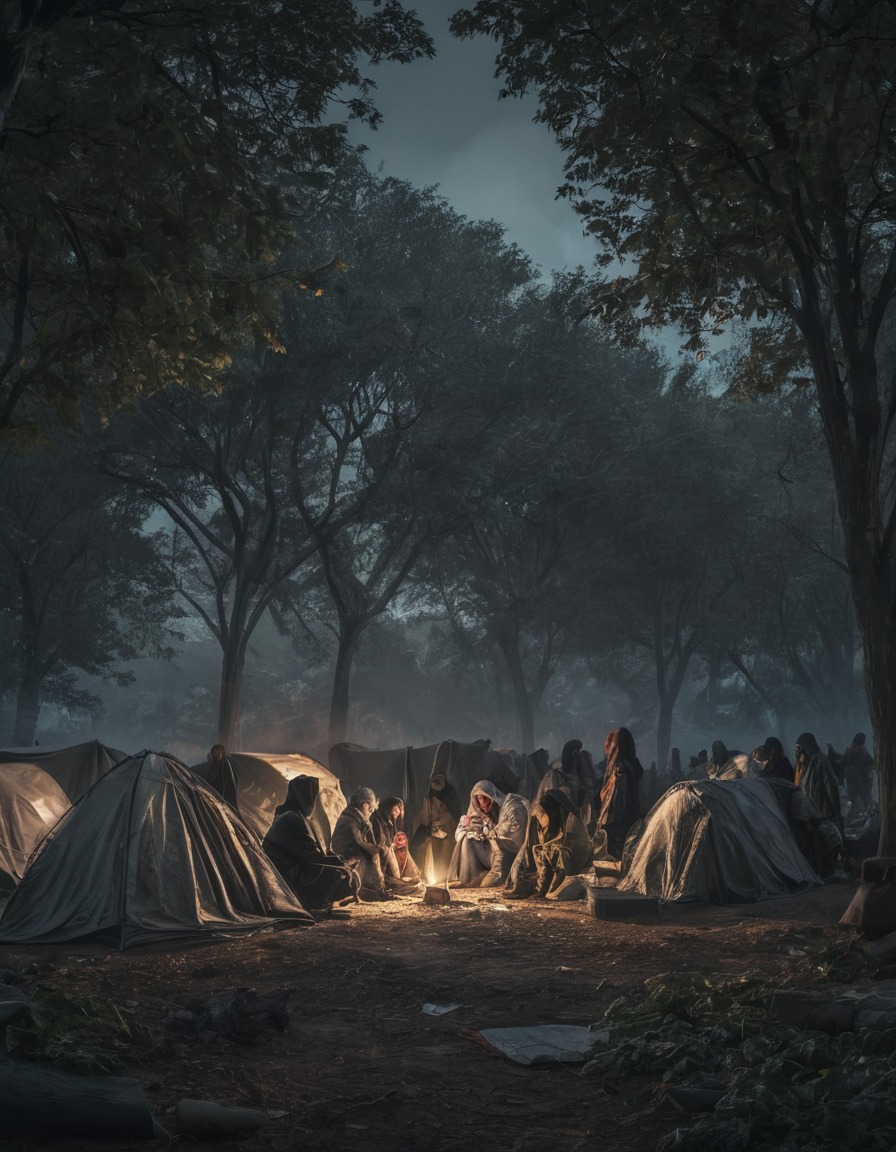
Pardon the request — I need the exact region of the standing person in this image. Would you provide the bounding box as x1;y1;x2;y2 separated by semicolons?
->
411;772;461;883
203;743;240;812
843;733;874;815
598;727;644;860
794;732;844;843
331;787;393;902
448;780;528;888
371;797;423;894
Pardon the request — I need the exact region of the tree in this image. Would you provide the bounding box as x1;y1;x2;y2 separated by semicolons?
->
0;1;433;432
453;0;896;851
0;436;178;744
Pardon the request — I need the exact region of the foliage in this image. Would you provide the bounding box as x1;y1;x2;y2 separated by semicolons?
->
0;1;433;432
5;986;134;1075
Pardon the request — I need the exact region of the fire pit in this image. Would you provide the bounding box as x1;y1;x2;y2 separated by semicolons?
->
423;885;451;906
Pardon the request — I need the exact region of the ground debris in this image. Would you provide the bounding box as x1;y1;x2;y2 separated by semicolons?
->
165;986;294;1045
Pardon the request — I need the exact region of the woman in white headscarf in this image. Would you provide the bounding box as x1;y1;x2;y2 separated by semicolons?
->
448;779;528;888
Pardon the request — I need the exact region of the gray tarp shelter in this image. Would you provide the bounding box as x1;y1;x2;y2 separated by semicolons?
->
329;739;524;838
0;763;70;891
0;751;314;948
191;751;345;846
0;740;127;802
618;777;821;903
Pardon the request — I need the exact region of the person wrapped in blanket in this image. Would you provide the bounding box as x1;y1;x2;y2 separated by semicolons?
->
448;779;528;888
262;776;358;912
507;788;593;900
598;727;644;860
331;787;393;902
370;796;424;895
411;772;461;883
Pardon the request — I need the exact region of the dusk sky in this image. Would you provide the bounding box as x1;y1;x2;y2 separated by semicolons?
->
347;0;591;281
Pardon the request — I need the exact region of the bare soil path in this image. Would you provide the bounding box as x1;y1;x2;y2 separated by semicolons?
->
0;880;860;1152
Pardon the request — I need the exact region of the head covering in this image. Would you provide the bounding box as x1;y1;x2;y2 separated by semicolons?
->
764;736;783;757
852;733;866;746
274;775;320;819
795;732;820;756
469;779;504;815
377;796;404;816
561;740;583;774
349;786;377;808
711;741;729;766
604;728;644;784
752;744;770;764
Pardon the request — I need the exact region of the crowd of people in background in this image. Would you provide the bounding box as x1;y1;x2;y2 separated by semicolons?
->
204;726;876;917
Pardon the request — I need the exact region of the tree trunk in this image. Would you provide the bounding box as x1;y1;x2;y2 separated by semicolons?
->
854;590;896;854
328;619;361;750
496;630;535;752
217;637;246;750
11;668;41;746
655;696;674;784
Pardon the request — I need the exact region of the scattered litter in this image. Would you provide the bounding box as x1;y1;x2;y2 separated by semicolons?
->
176;1098;267;1138
786;947;807;957
555;966;576;973
466;1023;609;1065
485;904;511;913
165;987;293;1045
422;1002;461;1016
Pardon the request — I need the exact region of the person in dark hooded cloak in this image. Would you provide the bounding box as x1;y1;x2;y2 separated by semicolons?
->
411;772;461;883
706;740;747;780
202;743;240;812
843;733;874;815
509;788;593;900
794;732;844;868
262;776;357;911
752;736;795;783
598;728;644;859
448;779;528;888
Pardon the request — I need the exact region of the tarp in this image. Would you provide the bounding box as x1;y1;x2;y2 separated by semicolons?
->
192;751;345;846
329;739;522;837
0;750;314;948
0;763;70;891
618;777;821;903
0;740;127;802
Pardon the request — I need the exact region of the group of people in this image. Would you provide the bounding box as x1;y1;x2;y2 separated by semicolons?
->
200;726;877;917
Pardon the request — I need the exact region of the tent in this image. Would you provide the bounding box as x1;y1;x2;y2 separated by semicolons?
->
0;751;314;948
617;777;821;903
192;751;345;845
0;740;127;802
0;763;70;891
329;739;525;837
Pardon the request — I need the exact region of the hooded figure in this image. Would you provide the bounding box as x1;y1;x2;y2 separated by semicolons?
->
332;787;392;901
706;740;747;781
203;743;240;811
262;776;357;910
794;732;843;874
528;789;593;899
753;736;795;783
598;728;644;859
448;779;528;888
843;732;874;814
411;772;461;883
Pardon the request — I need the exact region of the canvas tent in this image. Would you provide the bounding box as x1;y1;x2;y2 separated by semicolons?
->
0;751;314;948
618;777;821;903
192;751;345;845
0;763;70;891
329;739;525;838
0;740;127;802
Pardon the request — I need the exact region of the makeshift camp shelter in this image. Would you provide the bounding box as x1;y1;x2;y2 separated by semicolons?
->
329;739;526;838
618;778;821;903
0;751;314;948
192;751;345;845
0;739;127;802
0;763;70;891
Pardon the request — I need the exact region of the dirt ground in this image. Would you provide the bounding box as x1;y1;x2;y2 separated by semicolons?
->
0;878;864;1152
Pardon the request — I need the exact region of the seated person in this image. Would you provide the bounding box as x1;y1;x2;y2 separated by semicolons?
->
331;787;393;902
370;796;423;893
262;776;357;911
411;772;461;883
510;788;593;900
448;779;528;888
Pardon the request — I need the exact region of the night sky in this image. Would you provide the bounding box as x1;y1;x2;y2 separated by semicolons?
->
347;0;590;280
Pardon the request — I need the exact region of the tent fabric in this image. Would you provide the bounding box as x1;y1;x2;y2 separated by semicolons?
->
192;751;345;846
329;739;520;839
618;777;821;903
0;763;70;891
0;751;314;948
0;740;127;802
